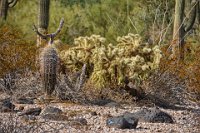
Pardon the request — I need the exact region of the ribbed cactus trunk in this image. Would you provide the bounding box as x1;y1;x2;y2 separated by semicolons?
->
0;0;18;21
0;0;9;20
40;46;58;96
172;0;198;60
37;0;50;47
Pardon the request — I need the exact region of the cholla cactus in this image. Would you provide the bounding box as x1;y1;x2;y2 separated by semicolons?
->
60;33;162;89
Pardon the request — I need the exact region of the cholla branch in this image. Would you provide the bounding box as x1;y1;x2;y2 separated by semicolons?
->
55;64;87;102
74;64;87;91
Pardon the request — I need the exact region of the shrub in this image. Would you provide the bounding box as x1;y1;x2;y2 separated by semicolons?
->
60;33;162;89
0;25;37;78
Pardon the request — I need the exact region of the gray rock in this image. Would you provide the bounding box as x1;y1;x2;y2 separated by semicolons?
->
133;107;174;123
18;107;41;116
41;114;69;121
40;106;62;115
0;99;15;112
106;114;138;129
73;118;87;125
105;102;121;108
40;106;67;121
15;98;34;104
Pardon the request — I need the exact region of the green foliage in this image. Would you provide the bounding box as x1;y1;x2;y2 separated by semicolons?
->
7;0;175;44
60;34;162;89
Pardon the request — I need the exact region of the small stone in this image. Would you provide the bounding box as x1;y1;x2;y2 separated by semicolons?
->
18;106;24;111
41;114;69;121
18;107;41;116
90;111;97;116
106;114;138;129
15;98;34;104
73;118;88;125
40;106;62;115
105;102;121;108
0;99;15;112
20;115;37;123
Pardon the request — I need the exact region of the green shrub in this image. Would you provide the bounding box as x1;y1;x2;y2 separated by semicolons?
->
60;33;162;89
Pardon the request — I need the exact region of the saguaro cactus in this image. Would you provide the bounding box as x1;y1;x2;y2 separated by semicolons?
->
172;0;199;60
33;18;64;97
0;0;18;20
37;0;50;46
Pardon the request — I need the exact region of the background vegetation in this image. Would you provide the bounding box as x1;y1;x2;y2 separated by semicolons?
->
0;0;200;97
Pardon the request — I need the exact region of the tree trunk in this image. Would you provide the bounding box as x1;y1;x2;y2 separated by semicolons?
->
37;0;50;47
172;0;185;60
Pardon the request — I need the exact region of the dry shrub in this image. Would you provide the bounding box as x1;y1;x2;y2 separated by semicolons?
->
0;25;38;78
146;42;200;104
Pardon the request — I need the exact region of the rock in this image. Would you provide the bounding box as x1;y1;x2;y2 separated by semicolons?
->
40;106;62;115
20;115;37;124
18;107;41;116
92;99;114;106
0;99;15;112
40;106;67;121
41;114;69;121
18;106;24;111
15;97;34;104
133;107;174;123
105;102;121;108
73;118;87;125
106;114;138;129
90;111;98;116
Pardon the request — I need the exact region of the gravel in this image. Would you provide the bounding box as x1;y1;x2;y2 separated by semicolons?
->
0;102;199;133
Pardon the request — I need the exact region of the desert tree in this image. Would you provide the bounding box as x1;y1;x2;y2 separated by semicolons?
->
0;0;18;21
172;0;199;60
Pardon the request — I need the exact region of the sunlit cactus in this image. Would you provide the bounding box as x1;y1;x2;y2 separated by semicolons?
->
38;0;50;29
39;46;58;96
60;33;162;89
0;0;18;20
33;18;64;97
37;0;50;46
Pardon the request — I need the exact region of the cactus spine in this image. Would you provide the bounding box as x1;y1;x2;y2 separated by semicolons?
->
0;0;18;21
37;0;50;46
40;46;58;96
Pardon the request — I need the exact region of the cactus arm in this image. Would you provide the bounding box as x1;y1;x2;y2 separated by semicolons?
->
198;1;200;23
33;18;64;44
8;0;18;8
47;18;64;45
184;0;198;32
33;25;48;40
47;18;64;38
